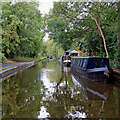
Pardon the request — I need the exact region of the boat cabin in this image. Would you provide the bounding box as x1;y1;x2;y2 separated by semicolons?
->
71;57;110;70
71;57;111;81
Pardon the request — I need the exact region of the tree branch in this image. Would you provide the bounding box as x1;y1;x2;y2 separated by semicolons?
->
70;28;98;39
86;10;109;58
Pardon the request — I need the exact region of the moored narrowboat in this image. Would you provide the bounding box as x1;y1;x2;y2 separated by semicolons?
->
71;57;111;81
60;55;71;67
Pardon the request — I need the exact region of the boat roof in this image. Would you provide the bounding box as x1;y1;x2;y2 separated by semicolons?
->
73;56;109;59
65;48;73;53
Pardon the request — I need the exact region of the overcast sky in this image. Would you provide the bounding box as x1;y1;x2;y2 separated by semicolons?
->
38;0;57;15
38;0;57;41
38;0;60;41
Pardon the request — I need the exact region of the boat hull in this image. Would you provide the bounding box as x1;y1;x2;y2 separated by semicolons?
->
71;65;108;81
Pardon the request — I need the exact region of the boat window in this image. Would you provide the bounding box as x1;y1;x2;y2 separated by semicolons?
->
75;59;77;65
76;59;78;65
78;59;81;66
74;59;77;65
83;59;87;68
77;59;79;65
81;59;84;67
77;59;81;65
79;59;83;67
73;59;75;65
77;58;79;65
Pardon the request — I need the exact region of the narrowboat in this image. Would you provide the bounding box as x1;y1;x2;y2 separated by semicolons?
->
62;59;71;67
60;56;71;67
71;57;111;81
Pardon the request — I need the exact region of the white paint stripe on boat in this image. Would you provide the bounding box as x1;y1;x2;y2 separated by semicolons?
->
86;87;107;100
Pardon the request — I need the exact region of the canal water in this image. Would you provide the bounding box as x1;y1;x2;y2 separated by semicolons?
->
2;59;120;118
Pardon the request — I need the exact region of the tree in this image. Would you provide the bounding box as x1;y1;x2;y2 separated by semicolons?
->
1;2;44;59
47;2;118;61
42;39;65;58
118;1;120;61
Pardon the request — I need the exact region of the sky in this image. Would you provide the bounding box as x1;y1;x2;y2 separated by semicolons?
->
38;0;56;15
38;0;58;41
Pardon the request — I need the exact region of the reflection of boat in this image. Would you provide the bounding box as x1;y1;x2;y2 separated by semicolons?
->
71;73;113;100
71;57;111;81
61;66;71;75
55;65;71;87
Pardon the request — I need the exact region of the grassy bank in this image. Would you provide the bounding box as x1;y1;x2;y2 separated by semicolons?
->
0;66;13;71
2;56;47;64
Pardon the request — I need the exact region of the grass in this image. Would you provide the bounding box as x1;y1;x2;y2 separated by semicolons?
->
14;56;34;61
14;56;45;61
0;66;13;71
2;56;47;64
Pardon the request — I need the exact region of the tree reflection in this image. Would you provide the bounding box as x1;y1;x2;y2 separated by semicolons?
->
2;64;44;118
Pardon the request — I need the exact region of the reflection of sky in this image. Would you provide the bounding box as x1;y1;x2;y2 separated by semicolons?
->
37;106;50;118
67;110;86;118
38;68;55;118
59;80;67;87
40;68;55;92
38;67;87;118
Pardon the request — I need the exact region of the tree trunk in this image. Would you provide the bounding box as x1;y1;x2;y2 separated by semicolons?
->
97;2;103;56
118;87;120;118
87;10;109;58
118;2;120;61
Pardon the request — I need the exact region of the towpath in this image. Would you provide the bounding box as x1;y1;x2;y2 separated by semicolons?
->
1;62;26;68
0;59;34;69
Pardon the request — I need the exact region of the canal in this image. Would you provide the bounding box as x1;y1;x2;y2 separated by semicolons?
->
2;59;120;118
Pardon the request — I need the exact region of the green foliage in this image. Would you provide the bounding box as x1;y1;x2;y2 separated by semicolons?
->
43;39;65;58
0;52;7;63
0;66;13;71
47;2;119;67
1;2;44;59
2;64;44;118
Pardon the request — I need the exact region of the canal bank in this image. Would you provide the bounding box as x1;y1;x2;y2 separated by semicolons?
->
112;67;120;80
0;58;46;81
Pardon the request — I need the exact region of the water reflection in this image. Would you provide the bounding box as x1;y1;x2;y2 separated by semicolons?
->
2;60;120;119
71;74;113;100
2;63;44;118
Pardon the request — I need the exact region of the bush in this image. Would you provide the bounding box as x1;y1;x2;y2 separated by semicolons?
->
0;52;7;63
113;52;120;69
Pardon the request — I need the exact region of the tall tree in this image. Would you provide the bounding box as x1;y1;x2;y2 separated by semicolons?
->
47;2;118;60
1;2;44;59
118;1;120;62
